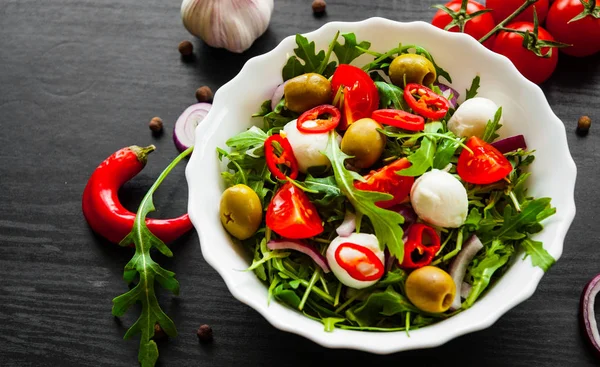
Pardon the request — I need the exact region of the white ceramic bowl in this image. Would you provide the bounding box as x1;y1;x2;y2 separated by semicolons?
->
186;18;576;354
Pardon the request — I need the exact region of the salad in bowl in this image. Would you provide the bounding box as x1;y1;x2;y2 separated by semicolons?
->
186;19;576;353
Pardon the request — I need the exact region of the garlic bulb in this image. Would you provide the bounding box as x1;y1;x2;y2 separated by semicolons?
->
181;0;274;53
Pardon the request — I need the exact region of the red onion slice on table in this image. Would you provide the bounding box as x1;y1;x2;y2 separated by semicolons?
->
173;103;212;152
491;135;527;154
335;211;356;237
581;274;600;357
267;239;330;273
448;235;484;311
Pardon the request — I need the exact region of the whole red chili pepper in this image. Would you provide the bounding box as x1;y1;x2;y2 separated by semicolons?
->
82;145;192;244
400;223;441;269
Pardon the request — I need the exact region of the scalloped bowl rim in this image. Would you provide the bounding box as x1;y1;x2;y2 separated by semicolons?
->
185;18;576;354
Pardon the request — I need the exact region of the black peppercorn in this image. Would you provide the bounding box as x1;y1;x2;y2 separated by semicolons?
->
149;117;163;133
196;324;213;342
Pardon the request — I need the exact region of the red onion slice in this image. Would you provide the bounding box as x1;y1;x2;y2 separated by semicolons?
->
173;103;212;152
390;204;417;230
271;81;287;111
491;135;527;154
267;239;330;273
335;211;356;237
435;83;459;109
581;274;600;357
448;234;484;310
460;282;472;299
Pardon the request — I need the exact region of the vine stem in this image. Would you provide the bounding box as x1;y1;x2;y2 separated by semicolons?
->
479;0;539;44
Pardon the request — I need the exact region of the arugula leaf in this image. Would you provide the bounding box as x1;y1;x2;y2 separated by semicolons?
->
375;82;409;110
322;317;347;332
485;198;553;243
465;75;481;100
398;123;442;176
463;247;511;309
333;33;371;65
226;126;268;152
252;100;272;117
432;137;459;169
346;286;418;327
304;175;343;206
521;238;555;272
282;57;305;81
482;107;503;143
112;147;193;367
324;132;406;260
282;34;337;81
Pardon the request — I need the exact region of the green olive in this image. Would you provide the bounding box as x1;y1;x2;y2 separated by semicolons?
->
284;73;332;113
405;266;456;313
389;54;437;87
219;184;262;240
340;118;386;169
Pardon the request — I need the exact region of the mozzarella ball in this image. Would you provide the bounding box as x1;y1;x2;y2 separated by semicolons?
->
282;120;341;173
447;97;502;139
326;233;385;289
410;169;468;228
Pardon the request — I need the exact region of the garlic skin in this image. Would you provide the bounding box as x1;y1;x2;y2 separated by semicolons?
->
181;0;274;53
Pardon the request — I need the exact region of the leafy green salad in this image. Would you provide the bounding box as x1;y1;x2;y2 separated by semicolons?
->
216;31;556;332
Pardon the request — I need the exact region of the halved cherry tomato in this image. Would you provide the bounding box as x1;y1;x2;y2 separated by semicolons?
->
371;109;425;131
457;136;512;184
354;158;415;208
404;83;450;120
297;105;341;133
334;242;384;281
264;135;299;180
399;223;441;269
266;182;323;239
331;64;379;130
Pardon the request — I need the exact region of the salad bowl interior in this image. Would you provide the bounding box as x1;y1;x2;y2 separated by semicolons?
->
185;18;576;354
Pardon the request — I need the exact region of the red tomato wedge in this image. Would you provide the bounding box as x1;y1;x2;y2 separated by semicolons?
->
331;64;379;130
371;109;425;131
266;182;323;239
297;104;341;133
334;242;384;281
354;158;415;208
404;83;450;120
457;136;513;184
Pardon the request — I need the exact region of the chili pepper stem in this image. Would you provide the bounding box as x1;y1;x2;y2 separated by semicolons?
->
129;144;157;164
479;0;539;44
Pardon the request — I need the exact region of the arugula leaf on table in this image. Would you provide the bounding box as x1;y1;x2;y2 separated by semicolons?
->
482;107;503;143
333;33;371;65
324;132;406;260
112;147;193;367
375;81;409;110
465;75;481;100
521;238;555;272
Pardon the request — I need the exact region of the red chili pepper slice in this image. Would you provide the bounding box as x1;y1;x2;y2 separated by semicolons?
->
334;242;384;281
371;109;425;131
264;134;299;180
399;223;441;269
403;83;450;120
297;105;341;133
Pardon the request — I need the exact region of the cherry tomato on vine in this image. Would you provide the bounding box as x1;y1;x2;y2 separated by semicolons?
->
266;182;323;239
354;158;415;208
546;0;600;57
432;0;497;48
486;0;549;24
331;64;379;130
492;22;559;84
457;136;512;184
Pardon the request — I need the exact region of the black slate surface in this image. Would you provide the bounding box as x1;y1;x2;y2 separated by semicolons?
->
1;0;599;366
